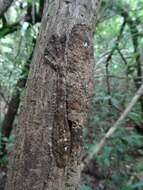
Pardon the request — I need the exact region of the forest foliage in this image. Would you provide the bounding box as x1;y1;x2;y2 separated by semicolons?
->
0;0;143;190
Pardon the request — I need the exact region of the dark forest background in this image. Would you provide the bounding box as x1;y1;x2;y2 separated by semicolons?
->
0;0;143;189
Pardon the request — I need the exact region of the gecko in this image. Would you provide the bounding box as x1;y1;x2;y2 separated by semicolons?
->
44;34;72;168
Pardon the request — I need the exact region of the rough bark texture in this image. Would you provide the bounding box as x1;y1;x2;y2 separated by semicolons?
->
0;0;14;18
0;0;44;154
5;0;101;190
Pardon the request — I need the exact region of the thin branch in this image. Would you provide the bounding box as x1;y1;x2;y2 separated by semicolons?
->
98;6;143;24
94;74;126;79
0;22;20;39
32;0;36;24
106;63;112;104
83;83;143;169
94;74;143;81
120;8;143;112
0;92;9;105
0;0;45;39
106;19;126;64
116;47;128;65
104;20;126;104
2;16;7;26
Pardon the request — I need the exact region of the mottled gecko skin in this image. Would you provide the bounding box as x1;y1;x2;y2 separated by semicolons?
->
44;34;72;168
52;68;72;168
44;24;96;168
43;0;102;169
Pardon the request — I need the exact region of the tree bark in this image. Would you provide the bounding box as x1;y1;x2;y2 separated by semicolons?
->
5;0;101;190
0;0;14;18
0;0;44;157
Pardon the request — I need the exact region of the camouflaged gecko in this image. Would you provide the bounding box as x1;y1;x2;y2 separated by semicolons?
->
44;34;72;168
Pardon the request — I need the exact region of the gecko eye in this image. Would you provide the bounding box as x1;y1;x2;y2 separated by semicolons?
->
83;42;88;48
64;147;68;151
64;145;70;151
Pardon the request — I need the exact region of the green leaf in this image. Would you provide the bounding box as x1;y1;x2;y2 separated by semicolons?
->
131;181;143;189
27;0;32;4
2;137;8;142
8;135;15;143
80;184;92;190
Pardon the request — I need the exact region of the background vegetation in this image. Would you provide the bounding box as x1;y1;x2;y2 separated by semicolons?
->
0;0;143;189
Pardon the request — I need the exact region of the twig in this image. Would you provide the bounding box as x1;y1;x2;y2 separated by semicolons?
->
116;47;128;65
105;20;126;104
32;0;35;24
106;19;126;65
0;22;20;39
82;83;143;169
94;74;143;80
0;92;8;105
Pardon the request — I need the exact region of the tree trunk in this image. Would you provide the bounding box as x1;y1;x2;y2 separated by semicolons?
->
5;1;101;190
0;0;14;18
0;48;33;158
0;0;44;157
